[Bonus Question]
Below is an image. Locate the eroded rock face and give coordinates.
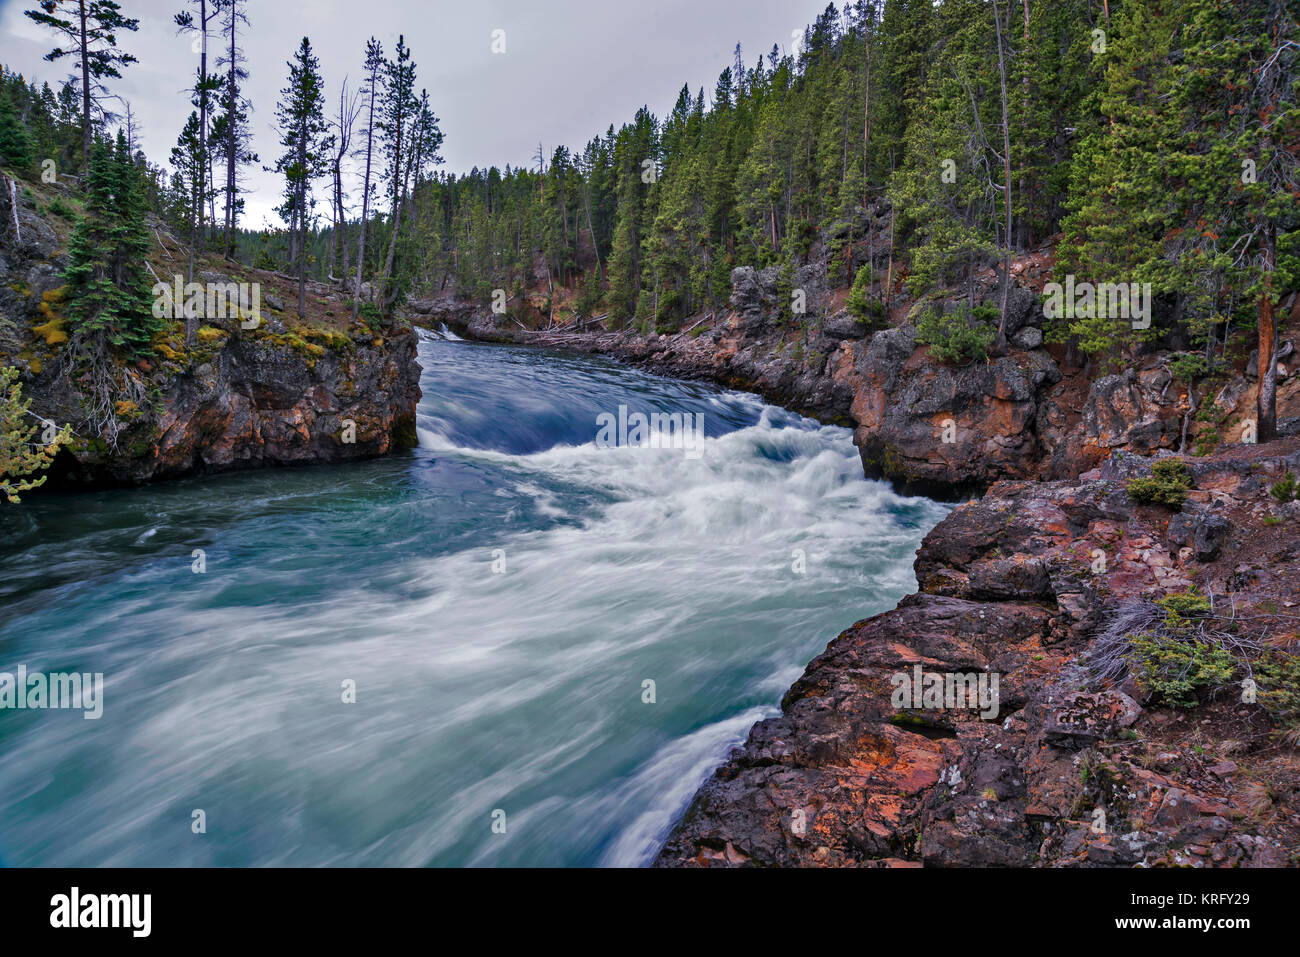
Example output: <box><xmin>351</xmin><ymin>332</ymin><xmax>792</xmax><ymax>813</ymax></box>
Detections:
<box><xmin>655</xmin><ymin>441</ymin><xmax>1300</xmax><ymax>868</ymax></box>
<box><xmin>35</xmin><ymin>325</ymin><xmax>422</xmax><ymax>487</ymax></box>
<box><xmin>0</xmin><ymin>174</ymin><xmax>61</xmax><ymax>261</ymax></box>
<box><xmin>417</xmin><ymin>262</ymin><xmax>1271</xmax><ymax>500</ymax></box>
<box><xmin>161</xmin><ymin>330</ymin><xmax>418</xmax><ymax>482</ymax></box>
<box><xmin>401</xmin><ymin>266</ymin><xmax>1300</xmax><ymax>869</ymax></box>
<box><xmin>849</xmin><ymin>325</ymin><xmax>1062</xmax><ymax>498</ymax></box>
<box><xmin>432</xmin><ymin>277</ymin><xmax>1193</xmax><ymax>501</ymax></box>
<box><xmin>1046</xmin><ymin>369</ymin><xmax>1183</xmax><ymax>478</ymax></box>
<box><xmin>3</xmin><ymin>184</ymin><xmax>423</xmax><ymax>488</ymax></box>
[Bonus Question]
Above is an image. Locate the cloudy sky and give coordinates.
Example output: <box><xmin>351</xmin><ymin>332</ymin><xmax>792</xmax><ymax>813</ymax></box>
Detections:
<box><xmin>0</xmin><ymin>0</ymin><xmax>836</xmax><ymax>227</ymax></box>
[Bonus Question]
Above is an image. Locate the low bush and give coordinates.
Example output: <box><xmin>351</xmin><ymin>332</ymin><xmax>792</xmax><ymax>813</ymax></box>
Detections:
<box><xmin>914</xmin><ymin>305</ymin><xmax>995</xmax><ymax>364</ymax></box>
<box><xmin>1128</xmin><ymin>588</ymin><xmax>1235</xmax><ymax>708</ymax></box>
<box><xmin>1254</xmin><ymin>649</ymin><xmax>1300</xmax><ymax>730</ymax></box>
<box><xmin>1127</xmin><ymin>457</ymin><xmax>1193</xmax><ymax>508</ymax></box>
<box><xmin>1270</xmin><ymin>471</ymin><xmax>1298</xmax><ymax>503</ymax></box>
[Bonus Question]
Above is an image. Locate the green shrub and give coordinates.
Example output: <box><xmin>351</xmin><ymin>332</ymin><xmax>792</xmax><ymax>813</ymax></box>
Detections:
<box><xmin>1253</xmin><ymin>650</ymin><xmax>1300</xmax><ymax>728</ymax></box>
<box><xmin>915</xmin><ymin>306</ymin><xmax>995</xmax><ymax>364</ymax></box>
<box><xmin>1169</xmin><ymin>351</ymin><xmax>1208</xmax><ymax>383</ymax></box>
<box><xmin>1126</xmin><ymin>586</ymin><xmax>1234</xmax><ymax>708</ymax></box>
<box><xmin>1129</xmin><ymin>634</ymin><xmax>1235</xmax><ymax>709</ymax></box>
<box><xmin>1155</xmin><ymin>585</ymin><xmax>1212</xmax><ymax>621</ymax></box>
<box><xmin>46</xmin><ymin>196</ymin><xmax>75</xmax><ymax>219</ymax></box>
<box><xmin>1154</xmin><ymin>457</ymin><xmax>1192</xmax><ymax>484</ymax></box>
<box><xmin>654</xmin><ymin>289</ymin><xmax>681</xmax><ymax>334</ymax></box>
<box><xmin>846</xmin><ymin>266</ymin><xmax>884</xmax><ymax>329</ymax></box>
<box><xmin>1270</xmin><ymin>471</ymin><xmax>1298</xmax><ymax>503</ymax></box>
<box><xmin>572</xmin><ymin>271</ymin><xmax>603</xmax><ymax>319</ymax></box>
<box><xmin>1127</xmin><ymin>457</ymin><xmax>1193</xmax><ymax>508</ymax></box>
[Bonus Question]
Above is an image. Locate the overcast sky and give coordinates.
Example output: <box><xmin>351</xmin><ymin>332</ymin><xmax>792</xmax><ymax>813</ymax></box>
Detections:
<box><xmin>0</xmin><ymin>0</ymin><xmax>836</xmax><ymax>227</ymax></box>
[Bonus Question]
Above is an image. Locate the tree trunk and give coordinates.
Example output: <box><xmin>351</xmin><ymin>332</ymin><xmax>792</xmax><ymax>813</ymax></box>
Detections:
<box><xmin>1258</xmin><ymin>219</ymin><xmax>1278</xmax><ymax>443</ymax></box>
<box><xmin>581</xmin><ymin>179</ymin><xmax>601</xmax><ymax>281</ymax></box>
<box><xmin>295</xmin><ymin>124</ymin><xmax>307</xmax><ymax>317</ymax></box>
<box><xmin>381</xmin><ymin>160</ymin><xmax>412</xmax><ymax>313</ymax></box>
<box><xmin>290</xmin><ymin>206</ymin><xmax>298</xmax><ymax>273</ymax></box>
<box><xmin>353</xmin><ymin>70</ymin><xmax>379</xmax><ymax>322</ymax></box>
<box><xmin>297</xmin><ymin>196</ymin><xmax>305</xmax><ymax>318</ymax></box>
<box><xmin>207</xmin><ymin>150</ymin><xmax>217</xmax><ymax>243</ymax></box>
<box><xmin>992</xmin><ymin>0</ymin><xmax>1015</xmax><ymax>348</ymax></box>
<box><xmin>339</xmin><ymin>174</ymin><xmax>350</xmax><ymax>284</ymax></box>
<box><xmin>1020</xmin><ymin>0</ymin><xmax>1032</xmax><ymax>248</ymax></box>
<box><xmin>224</xmin><ymin>8</ymin><xmax>237</xmax><ymax>258</ymax></box>
<box><xmin>329</xmin><ymin>167</ymin><xmax>340</xmax><ymax>281</ymax></box>
<box><xmin>378</xmin><ymin>104</ymin><xmax>406</xmax><ymax>311</ymax></box>
<box><xmin>884</xmin><ymin>205</ymin><xmax>894</xmax><ymax>308</ymax></box>
<box><xmin>862</xmin><ymin>10</ymin><xmax>872</xmax><ymax>185</ymax></box>
<box><xmin>79</xmin><ymin>0</ymin><xmax>90</xmax><ymax>170</ymax></box>
<box><xmin>197</xmin><ymin>0</ymin><xmax>208</xmax><ymax>244</ymax></box>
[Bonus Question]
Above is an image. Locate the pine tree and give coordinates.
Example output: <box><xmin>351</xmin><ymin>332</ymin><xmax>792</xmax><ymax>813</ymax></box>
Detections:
<box><xmin>214</xmin><ymin>0</ymin><xmax>255</xmax><ymax>258</ymax></box>
<box><xmin>890</xmin><ymin>0</ymin><xmax>1001</xmax><ymax>307</ymax></box>
<box><xmin>24</xmin><ymin>0</ymin><xmax>140</xmax><ymax>170</ymax></box>
<box><xmin>377</xmin><ymin>35</ymin><xmax>417</xmax><ymax>312</ymax></box>
<box><xmin>873</xmin><ymin>0</ymin><xmax>934</xmax><ymax>179</ymax></box>
<box><xmin>1054</xmin><ymin>0</ymin><xmax>1183</xmax><ymax>365</ymax></box>
<box><xmin>1009</xmin><ymin>1</ymin><xmax>1095</xmax><ymax>247</ymax></box>
<box><xmin>170</xmin><ymin>109</ymin><xmax>205</xmax><ymax>327</ymax></box>
<box><xmin>1169</xmin><ymin>0</ymin><xmax>1299</xmax><ymax>441</ymax></box>
<box><xmin>64</xmin><ymin>132</ymin><xmax>157</xmax><ymax>356</ymax></box>
<box><xmin>0</xmin><ymin>96</ymin><xmax>34</xmax><ymax>167</ymax></box>
<box><xmin>846</xmin><ymin>264</ymin><xmax>878</xmax><ymax>326</ymax></box>
<box><xmin>606</xmin><ymin>148</ymin><xmax>643</xmax><ymax>325</ymax></box>
<box><xmin>174</xmin><ymin>1</ymin><xmax>221</xmax><ymax>245</ymax></box>
<box><xmin>273</xmin><ymin>37</ymin><xmax>332</xmax><ymax>317</ymax></box>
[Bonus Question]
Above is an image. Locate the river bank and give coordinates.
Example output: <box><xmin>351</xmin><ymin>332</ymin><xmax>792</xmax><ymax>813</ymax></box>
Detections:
<box><xmin>412</xmin><ymin>282</ymin><xmax>1300</xmax><ymax>868</ymax></box>
<box><xmin>0</xmin><ymin>337</ymin><xmax>945</xmax><ymax>866</ymax></box>
<box><xmin>414</xmin><ymin>271</ymin><xmax>1300</xmax><ymax>502</ymax></box>
<box><xmin>1</xmin><ymin>174</ymin><xmax>421</xmax><ymax>491</ymax></box>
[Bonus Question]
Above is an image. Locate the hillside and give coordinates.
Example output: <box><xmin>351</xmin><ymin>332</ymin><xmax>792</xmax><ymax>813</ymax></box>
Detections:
<box><xmin>1</xmin><ymin>165</ymin><xmax>420</xmax><ymax>488</ymax></box>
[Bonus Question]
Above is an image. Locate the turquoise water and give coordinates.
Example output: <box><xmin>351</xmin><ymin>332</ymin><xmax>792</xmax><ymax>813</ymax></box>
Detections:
<box><xmin>0</xmin><ymin>334</ymin><xmax>948</xmax><ymax>866</ymax></box>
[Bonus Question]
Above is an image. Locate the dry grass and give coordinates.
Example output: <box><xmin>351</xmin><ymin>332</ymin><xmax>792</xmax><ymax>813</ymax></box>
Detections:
<box><xmin>1237</xmin><ymin>780</ymin><xmax>1274</xmax><ymax>819</ymax></box>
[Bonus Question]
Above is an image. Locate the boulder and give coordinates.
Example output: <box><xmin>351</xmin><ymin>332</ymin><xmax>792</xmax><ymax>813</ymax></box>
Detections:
<box><xmin>993</xmin><ymin>283</ymin><xmax>1042</xmax><ymax>336</ymax></box>
<box><xmin>729</xmin><ymin>266</ymin><xmax>772</xmax><ymax>332</ymax></box>
<box><xmin>1012</xmin><ymin>326</ymin><xmax>1044</xmax><ymax>350</ymax></box>
<box><xmin>794</xmin><ymin>262</ymin><xmax>829</xmax><ymax>319</ymax></box>
<box><xmin>821</xmin><ymin>314</ymin><xmax>869</xmax><ymax>340</ymax></box>
<box><xmin>1193</xmin><ymin>513</ymin><xmax>1231</xmax><ymax>562</ymax></box>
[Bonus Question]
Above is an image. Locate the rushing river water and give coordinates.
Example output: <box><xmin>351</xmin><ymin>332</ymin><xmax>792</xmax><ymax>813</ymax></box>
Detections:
<box><xmin>0</xmin><ymin>334</ymin><xmax>948</xmax><ymax>866</ymax></box>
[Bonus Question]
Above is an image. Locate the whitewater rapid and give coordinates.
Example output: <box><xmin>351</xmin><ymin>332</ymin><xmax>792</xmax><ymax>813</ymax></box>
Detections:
<box><xmin>0</xmin><ymin>338</ymin><xmax>948</xmax><ymax>866</ymax></box>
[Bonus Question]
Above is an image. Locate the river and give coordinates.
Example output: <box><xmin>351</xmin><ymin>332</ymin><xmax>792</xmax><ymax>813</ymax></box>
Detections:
<box><xmin>0</xmin><ymin>332</ymin><xmax>948</xmax><ymax>866</ymax></box>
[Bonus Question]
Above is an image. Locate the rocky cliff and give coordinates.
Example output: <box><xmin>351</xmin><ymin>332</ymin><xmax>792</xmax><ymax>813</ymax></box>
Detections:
<box><xmin>654</xmin><ymin>444</ymin><xmax>1300</xmax><ymax>867</ymax></box>
<box><xmin>412</xmin><ymin>248</ymin><xmax>1300</xmax><ymax>868</ymax></box>
<box><xmin>415</xmin><ymin>259</ymin><xmax>1300</xmax><ymax>501</ymax></box>
<box><xmin>1</xmin><ymin>173</ymin><xmax>421</xmax><ymax>489</ymax></box>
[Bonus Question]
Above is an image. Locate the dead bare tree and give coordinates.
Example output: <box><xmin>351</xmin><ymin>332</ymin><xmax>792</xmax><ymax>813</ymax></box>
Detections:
<box><xmin>329</xmin><ymin>78</ymin><xmax>361</xmax><ymax>287</ymax></box>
